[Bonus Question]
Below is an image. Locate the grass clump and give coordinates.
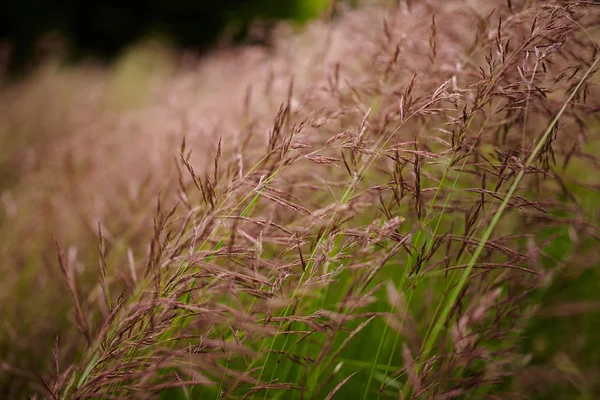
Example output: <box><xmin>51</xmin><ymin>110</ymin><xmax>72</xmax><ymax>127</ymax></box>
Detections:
<box><xmin>1</xmin><ymin>0</ymin><xmax>600</xmax><ymax>398</ymax></box>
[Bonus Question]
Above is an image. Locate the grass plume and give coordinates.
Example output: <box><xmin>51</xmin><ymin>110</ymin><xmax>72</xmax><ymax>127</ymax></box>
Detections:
<box><xmin>1</xmin><ymin>0</ymin><xmax>600</xmax><ymax>398</ymax></box>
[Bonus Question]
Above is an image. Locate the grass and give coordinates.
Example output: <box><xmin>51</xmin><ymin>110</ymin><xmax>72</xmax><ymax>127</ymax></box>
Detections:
<box><xmin>1</xmin><ymin>0</ymin><xmax>600</xmax><ymax>398</ymax></box>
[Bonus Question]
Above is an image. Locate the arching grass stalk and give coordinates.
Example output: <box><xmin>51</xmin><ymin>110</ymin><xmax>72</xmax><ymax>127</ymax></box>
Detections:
<box><xmin>255</xmin><ymin>96</ymin><xmax>448</xmax><ymax>398</ymax></box>
<box><xmin>365</xmin><ymin>131</ymin><xmax>469</xmax><ymax>399</ymax></box>
<box><xmin>251</xmin><ymin>118</ymin><xmax>376</xmax><ymax>399</ymax></box>
<box><xmin>374</xmin><ymin>102</ymin><xmax>501</xmax><ymax>398</ymax></box>
<box><xmin>263</xmin><ymin>84</ymin><xmax>463</xmax><ymax>398</ymax></box>
<box><xmin>416</xmin><ymin>54</ymin><xmax>600</xmax><ymax>393</ymax></box>
<box><xmin>364</xmin><ymin>14</ymin><xmax>566</xmax><ymax>393</ymax></box>
<box><xmin>130</xmin><ymin>141</ymin><xmax>339</xmax><ymax>397</ymax></box>
<box><xmin>302</xmin><ymin>121</ymin><xmax>432</xmax><ymax>398</ymax></box>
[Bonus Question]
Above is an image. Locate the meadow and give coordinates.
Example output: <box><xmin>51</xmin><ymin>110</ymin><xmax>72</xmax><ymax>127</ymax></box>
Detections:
<box><xmin>1</xmin><ymin>0</ymin><xmax>600</xmax><ymax>398</ymax></box>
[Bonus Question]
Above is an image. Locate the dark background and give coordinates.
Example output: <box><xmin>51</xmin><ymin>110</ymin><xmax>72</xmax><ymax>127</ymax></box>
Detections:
<box><xmin>0</xmin><ymin>0</ymin><xmax>327</xmax><ymax>73</ymax></box>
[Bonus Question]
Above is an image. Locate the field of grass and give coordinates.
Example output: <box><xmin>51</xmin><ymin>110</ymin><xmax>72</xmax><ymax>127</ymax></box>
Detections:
<box><xmin>1</xmin><ymin>0</ymin><xmax>600</xmax><ymax>398</ymax></box>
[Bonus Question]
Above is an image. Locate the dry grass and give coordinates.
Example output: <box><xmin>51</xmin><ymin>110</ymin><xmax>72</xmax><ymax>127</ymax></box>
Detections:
<box><xmin>1</xmin><ymin>0</ymin><xmax>600</xmax><ymax>398</ymax></box>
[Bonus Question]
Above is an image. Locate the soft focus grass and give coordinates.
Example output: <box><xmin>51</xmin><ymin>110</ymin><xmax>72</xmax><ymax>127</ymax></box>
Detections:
<box><xmin>1</xmin><ymin>1</ymin><xmax>600</xmax><ymax>399</ymax></box>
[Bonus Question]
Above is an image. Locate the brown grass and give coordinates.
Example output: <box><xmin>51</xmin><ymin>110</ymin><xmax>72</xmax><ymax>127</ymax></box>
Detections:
<box><xmin>1</xmin><ymin>0</ymin><xmax>600</xmax><ymax>398</ymax></box>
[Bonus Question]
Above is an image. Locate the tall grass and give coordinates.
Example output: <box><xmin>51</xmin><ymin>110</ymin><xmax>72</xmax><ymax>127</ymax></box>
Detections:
<box><xmin>1</xmin><ymin>0</ymin><xmax>600</xmax><ymax>398</ymax></box>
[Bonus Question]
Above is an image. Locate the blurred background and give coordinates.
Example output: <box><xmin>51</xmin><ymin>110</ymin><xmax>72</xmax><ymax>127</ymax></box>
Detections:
<box><xmin>0</xmin><ymin>2</ymin><xmax>336</xmax><ymax>395</ymax></box>
<box><xmin>0</xmin><ymin>0</ymin><xmax>333</xmax><ymax>76</ymax></box>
